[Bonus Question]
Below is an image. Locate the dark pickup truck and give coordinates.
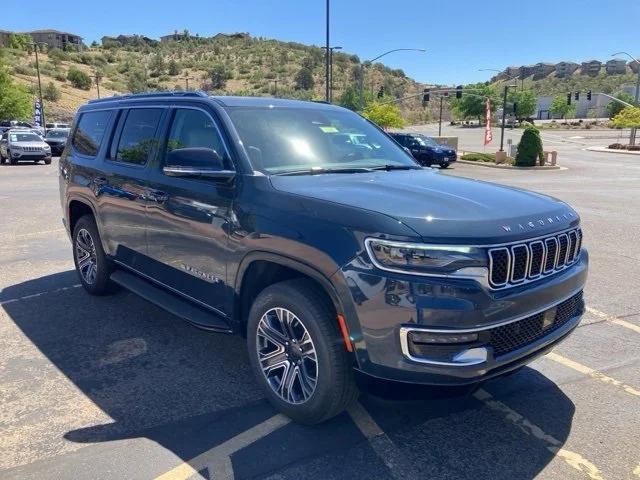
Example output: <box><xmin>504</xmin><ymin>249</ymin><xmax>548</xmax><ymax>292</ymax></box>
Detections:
<box><xmin>59</xmin><ymin>92</ymin><xmax>588</xmax><ymax>424</ymax></box>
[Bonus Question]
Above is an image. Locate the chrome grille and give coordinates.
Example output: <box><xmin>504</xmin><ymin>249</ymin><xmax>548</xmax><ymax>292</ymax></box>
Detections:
<box><xmin>488</xmin><ymin>228</ymin><xmax>582</xmax><ymax>289</ymax></box>
<box><xmin>22</xmin><ymin>146</ymin><xmax>42</xmax><ymax>152</ymax></box>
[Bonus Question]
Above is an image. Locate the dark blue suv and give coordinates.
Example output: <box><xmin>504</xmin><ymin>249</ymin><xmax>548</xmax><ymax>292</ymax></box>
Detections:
<box><xmin>389</xmin><ymin>132</ymin><xmax>457</xmax><ymax>168</ymax></box>
<box><xmin>59</xmin><ymin>92</ymin><xmax>588</xmax><ymax>424</ymax></box>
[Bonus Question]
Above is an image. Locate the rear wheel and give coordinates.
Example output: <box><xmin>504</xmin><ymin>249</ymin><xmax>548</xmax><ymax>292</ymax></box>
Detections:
<box><xmin>247</xmin><ymin>279</ymin><xmax>358</xmax><ymax>424</ymax></box>
<box><xmin>72</xmin><ymin>215</ymin><xmax>113</xmax><ymax>295</ymax></box>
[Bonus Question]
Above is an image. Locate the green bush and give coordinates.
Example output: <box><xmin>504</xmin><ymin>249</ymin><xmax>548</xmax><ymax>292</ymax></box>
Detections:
<box><xmin>515</xmin><ymin>126</ymin><xmax>544</xmax><ymax>167</ymax></box>
<box><xmin>43</xmin><ymin>81</ymin><xmax>60</xmax><ymax>101</ymax></box>
<box><xmin>461</xmin><ymin>152</ymin><xmax>494</xmax><ymax>162</ymax></box>
<box><xmin>67</xmin><ymin>67</ymin><xmax>92</xmax><ymax>90</ymax></box>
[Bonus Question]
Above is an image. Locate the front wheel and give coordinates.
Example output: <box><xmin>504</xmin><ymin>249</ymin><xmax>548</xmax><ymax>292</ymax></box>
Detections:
<box><xmin>440</xmin><ymin>162</ymin><xmax>450</xmax><ymax>169</ymax></box>
<box><xmin>247</xmin><ymin>279</ymin><xmax>358</xmax><ymax>424</ymax></box>
<box><xmin>44</xmin><ymin>158</ymin><xmax>52</xmax><ymax>165</ymax></box>
<box><xmin>72</xmin><ymin>215</ymin><xmax>114</xmax><ymax>295</ymax></box>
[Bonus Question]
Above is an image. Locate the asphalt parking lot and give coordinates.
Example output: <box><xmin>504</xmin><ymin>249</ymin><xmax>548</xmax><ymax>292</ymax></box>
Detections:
<box><xmin>1</xmin><ymin>129</ymin><xmax>639</xmax><ymax>480</ymax></box>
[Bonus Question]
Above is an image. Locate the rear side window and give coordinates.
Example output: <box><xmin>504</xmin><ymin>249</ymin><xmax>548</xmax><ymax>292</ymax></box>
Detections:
<box><xmin>72</xmin><ymin>111</ymin><xmax>112</xmax><ymax>157</ymax></box>
<box><xmin>114</xmin><ymin>108</ymin><xmax>163</xmax><ymax>165</ymax></box>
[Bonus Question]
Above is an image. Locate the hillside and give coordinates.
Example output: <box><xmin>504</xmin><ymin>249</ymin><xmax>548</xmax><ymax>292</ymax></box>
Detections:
<box><xmin>1</xmin><ymin>34</ymin><xmax>434</xmax><ymax>123</ymax></box>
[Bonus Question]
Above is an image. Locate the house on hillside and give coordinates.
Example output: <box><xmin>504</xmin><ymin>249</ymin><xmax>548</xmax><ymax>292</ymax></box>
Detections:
<box><xmin>101</xmin><ymin>34</ymin><xmax>157</xmax><ymax>47</ymax></box>
<box><xmin>533</xmin><ymin>62</ymin><xmax>555</xmax><ymax>80</ymax></box>
<box><xmin>28</xmin><ymin>29</ymin><xmax>82</xmax><ymax>50</ymax></box>
<box><xmin>211</xmin><ymin>32</ymin><xmax>250</xmax><ymax>40</ymax></box>
<box><xmin>161</xmin><ymin>30</ymin><xmax>191</xmax><ymax>42</ymax></box>
<box><xmin>555</xmin><ymin>61</ymin><xmax>579</xmax><ymax>78</ymax></box>
<box><xmin>605</xmin><ymin>59</ymin><xmax>627</xmax><ymax>75</ymax></box>
<box><xmin>580</xmin><ymin>60</ymin><xmax>602</xmax><ymax>76</ymax></box>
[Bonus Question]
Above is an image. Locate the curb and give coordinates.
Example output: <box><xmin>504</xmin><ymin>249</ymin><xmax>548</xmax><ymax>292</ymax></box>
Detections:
<box><xmin>585</xmin><ymin>146</ymin><xmax>640</xmax><ymax>156</ymax></box>
<box><xmin>456</xmin><ymin>159</ymin><xmax>565</xmax><ymax>170</ymax></box>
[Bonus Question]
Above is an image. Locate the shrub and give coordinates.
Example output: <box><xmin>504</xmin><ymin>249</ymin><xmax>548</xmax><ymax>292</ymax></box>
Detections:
<box><xmin>515</xmin><ymin>126</ymin><xmax>544</xmax><ymax>167</ymax></box>
<box><xmin>629</xmin><ymin>145</ymin><xmax>640</xmax><ymax>151</ymax></box>
<box><xmin>67</xmin><ymin>67</ymin><xmax>92</xmax><ymax>90</ymax></box>
<box><xmin>54</xmin><ymin>70</ymin><xmax>67</xmax><ymax>82</ymax></box>
<box><xmin>14</xmin><ymin>64</ymin><xmax>37</xmax><ymax>76</ymax></box>
<box><xmin>209</xmin><ymin>64</ymin><xmax>231</xmax><ymax>89</ymax></box>
<box><xmin>43</xmin><ymin>81</ymin><xmax>60</xmax><ymax>101</ymax></box>
<box><xmin>608</xmin><ymin>143</ymin><xmax>625</xmax><ymax>150</ymax></box>
<box><xmin>294</xmin><ymin>66</ymin><xmax>314</xmax><ymax>90</ymax></box>
<box><xmin>461</xmin><ymin>152</ymin><xmax>494</xmax><ymax>162</ymax></box>
<box><xmin>48</xmin><ymin>48</ymin><xmax>70</xmax><ymax>63</ymax></box>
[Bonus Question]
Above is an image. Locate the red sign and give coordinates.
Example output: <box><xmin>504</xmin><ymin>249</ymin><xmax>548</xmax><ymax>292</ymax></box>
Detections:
<box><xmin>484</xmin><ymin>98</ymin><xmax>492</xmax><ymax>145</ymax></box>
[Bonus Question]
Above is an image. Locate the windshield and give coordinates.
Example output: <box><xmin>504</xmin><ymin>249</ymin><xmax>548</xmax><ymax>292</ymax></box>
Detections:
<box><xmin>46</xmin><ymin>130</ymin><xmax>68</xmax><ymax>138</ymax></box>
<box><xmin>415</xmin><ymin>135</ymin><xmax>438</xmax><ymax>147</ymax></box>
<box><xmin>9</xmin><ymin>133</ymin><xmax>41</xmax><ymax>142</ymax></box>
<box><xmin>227</xmin><ymin>106</ymin><xmax>418</xmax><ymax>174</ymax></box>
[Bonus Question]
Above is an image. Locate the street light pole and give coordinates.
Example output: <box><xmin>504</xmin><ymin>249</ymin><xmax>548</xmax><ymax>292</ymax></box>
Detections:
<box><xmin>438</xmin><ymin>95</ymin><xmax>444</xmax><ymax>136</ymax></box>
<box><xmin>499</xmin><ymin>84</ymin><xmax>517</xmax><ymax>152</ymax></box>
<box><xmin>323</xmin><ymin>46</ymin><xmax>342</xmax><ymax>103</ymax></box>
<box><xmin>325</xmin><ymin>0</ymin><xmax>330</xmax><ymax>102</ymax></box>
<box><xmin>358</xmin><ymin>48</ymin><xmax>426</xmax><ymax>109</ymax></box>
<box><xmin>612</xmin><ymin>52</ymin><xmax>640</xmax><ymax>145</ymax></box>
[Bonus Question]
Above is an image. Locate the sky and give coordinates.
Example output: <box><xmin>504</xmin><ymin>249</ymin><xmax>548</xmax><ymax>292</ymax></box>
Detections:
<box><xmin>2</xmin><ymin>0</ymin><xmax>639</xmax><ymax>85</ymax></box>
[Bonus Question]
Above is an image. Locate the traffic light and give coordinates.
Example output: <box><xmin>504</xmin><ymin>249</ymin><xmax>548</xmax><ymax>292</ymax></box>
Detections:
<box><xmin>587</xmin><ymin>90</ymin><xmax>592</xmax><ymax>101</ymax></box>
<box><xmin>422</xmin><ymin>88</ymin><xmax>430</xmax><ymax>106</ymax></box>
<box><xmin>575</xmin><ymin>91</ymin><xmax>580</xmax><ymax>101</ymax></box>
<box><xmin>567</xmin><ymin>93</ymin><xmax>572</xmax><ymax>105</ymax></box>
<box><xmin>443</xmin><ymin>91</ymin><xmax>449</xmax><ymax>97</ymax></box>
<box><xmin>377</xmin><ymin>86</ymin><xmax>384</xmax><ymax>99</ymax></box>
<box><xmin>456</xmin><ymin>85</ymin><xmax>463</xmax><ymax>99</ymax></box>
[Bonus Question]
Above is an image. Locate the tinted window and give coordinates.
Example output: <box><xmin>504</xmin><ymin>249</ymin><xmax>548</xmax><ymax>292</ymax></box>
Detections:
<box><xmin>115</xmin><ymin>109</ymin><xmax>163</xmax><ymax>165</ymax></box>
<box><xmin>72</xmin><ymin>111</ymin><xmax>112</xmax><ymax>157</ymax></box>
<box><xmin>10</xmin><ymin>133</ymin><xmax>42</xmax><ymax>142</ymax></box>
<box><xmin>164</xmin><ymin>109</ymin><xmax>229</xmax><ymax>167</ymax></box>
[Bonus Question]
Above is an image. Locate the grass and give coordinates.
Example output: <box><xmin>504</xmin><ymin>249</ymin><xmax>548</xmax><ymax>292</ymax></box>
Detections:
<box><xmin>460</xmin><ymin>152</ymin><xmax>516</xmax><ymax>165</ymax></box>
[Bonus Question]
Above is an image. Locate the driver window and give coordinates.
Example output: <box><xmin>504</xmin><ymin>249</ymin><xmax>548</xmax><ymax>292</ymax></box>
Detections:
<box><xmin>165</xmin><ymin>109</ymin><xmax>231</xmax><ymax>169</ymax></box>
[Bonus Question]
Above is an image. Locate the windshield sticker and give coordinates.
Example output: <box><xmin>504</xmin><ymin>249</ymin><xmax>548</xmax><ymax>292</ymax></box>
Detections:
<box><xmin>319</xmin><ymin>126</ymin><xmax>339</xmax><ymax>133</ymax></box>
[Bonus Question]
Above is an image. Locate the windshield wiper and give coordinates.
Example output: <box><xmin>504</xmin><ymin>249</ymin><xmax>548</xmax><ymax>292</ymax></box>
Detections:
<box><xmin>274</xmin><ymin>167</ymin><xmax>374</xmax><ymax>176</ymax></box>
<box><xmin>369</xmin><ymin>164</ymin><xmax>421</xmax><ymax>171</ymax></box>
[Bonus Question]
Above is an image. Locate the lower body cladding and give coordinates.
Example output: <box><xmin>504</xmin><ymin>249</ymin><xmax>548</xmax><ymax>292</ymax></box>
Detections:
<box><xmin>338</xmin><ymin>250</ymin><xmax>588</xmax><ymax>386</ymax></box>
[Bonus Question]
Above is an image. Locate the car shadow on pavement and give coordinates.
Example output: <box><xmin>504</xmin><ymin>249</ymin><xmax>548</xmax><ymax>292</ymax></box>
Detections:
<box><xmin>2</xmin><ymin>271</ymin><xmax>577</xmax><ymax>480</ymax></box>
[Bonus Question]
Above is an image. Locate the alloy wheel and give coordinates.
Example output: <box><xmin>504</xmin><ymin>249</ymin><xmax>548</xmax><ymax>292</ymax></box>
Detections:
<box><xmin>256</xmin><ymin>307</ymin><xmax>318</xmax><ymax>404</ymax></box>
<box><xmin>75</xmin><ymin>228</ymin><xmax>98</xmax><ymax>285</ymax></box>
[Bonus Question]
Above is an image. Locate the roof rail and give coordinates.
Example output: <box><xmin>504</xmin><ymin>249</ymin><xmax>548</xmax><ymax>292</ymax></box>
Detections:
<box><xmin>87</xmin><ymin>90</ymin><xmax>208</xmax><ymax>104</ymax></box>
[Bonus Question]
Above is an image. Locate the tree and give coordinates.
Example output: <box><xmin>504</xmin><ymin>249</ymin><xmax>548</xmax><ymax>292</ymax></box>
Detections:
<box><xmin>43</xmin><ymin>81</ymin><xmax>60</xmax><ymax>101</ymax></box>
<box><xmin>294</xmin><ymin>66</ymin><xmax>314</xmax><ymax>90</ymax></box>
<box><xmin>209</xmin><ymin>64</ymin><xmax>230</xmax><ymax>89</ymax></box>
<box><xmin>362</xmin><ymin>101</ymin><xmax>405</xmax><ymax>129</ymax></box>
<box><xmin>611</xmin><ymin>107</ymin><xmax>640</xmax><ymax>128</ymax></box>
<box><xmin>508</xmin><ymin>89</ymin><xmax>537</xmax><ymax>120</ymax></box>
<box><xmin>338</xmin><ymin>85</ymin><xmax>360</xmax><ymax>111</ymax></box>
<box><xmin>606</xmin><ymin>92</ymin><xmax>636</xmax><ymax>118</ymax></box>
<box><xmin>8</xmin><ymin>33</ymin><xmax>33</xmax><ymax>50</ymax></box>
<box><xmin>515</xmin><ymin>126</ymin><xmax>544</xmax><ymax>167</ymax></box>
<box><xmin>0</xmin><ymin>58</ymin><xmax>31</xmax><ymax>119</ymax></box>
<box><xmin>451</xmin><ymin>83</ymin><xmax>498</xmax><ymax>123</ymax></box>
<box><xmin>66</xmin><ymin>67</ymin><xmax>92</xmax><ymax>90</ymax></box>
<box><xmin>149</xmin><ymin>52</ymin><xmax>165</xmax><ymax>77</ymax></box>
<box><xmin>549</xmin><ymin>95</ymin><xmax>576</xmax><ymax>120</ymax></box>
<box><xmin>167</xmin><ymin>59</ymin><xmax>180</xmax><ymax>76</ymax></box>
<box><xmin>127</xmin><ymin>69</ymin><xmax>147</xmax><ymax>93</ymax></box>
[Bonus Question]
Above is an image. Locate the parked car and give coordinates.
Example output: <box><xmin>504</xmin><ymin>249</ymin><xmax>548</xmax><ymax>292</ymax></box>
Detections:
<box><xmin>0</xmin><ymin>129</ymin><xmax>52</xmax><ymax>165</ymax></box>
<box><xmin>44</xmin><ymin>128</ymin><xmax>70</xmax><ymax>155</ymax></box>
<box><xmin>46</xmin><ymin>122</ymin><xmax>71</xmax><ymax>130</ymax></box>
<box><xmin>389</xmin><ymin>132</ymin><xmax>457</xmax><ymax>168</ymax></box>
<box><xmin>59</xmin><ymin>92</ymin><xmax>588</xmax><ymax>424</ymax></box>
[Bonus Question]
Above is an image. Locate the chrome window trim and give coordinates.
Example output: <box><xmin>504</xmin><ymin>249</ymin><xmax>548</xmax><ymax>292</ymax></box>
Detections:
<box><xmin>488</xmin><ymin>247</ymin><xmax>510</xmax><ymax>287</ymax></box>
<box><xmin>510</xmin><ymin>244</ymin><xmax>529</xmax><ymax>283</ymax></box>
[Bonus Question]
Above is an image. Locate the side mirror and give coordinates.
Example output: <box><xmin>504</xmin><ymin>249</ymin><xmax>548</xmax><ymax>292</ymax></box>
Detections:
<box><xmin>163</xmin><ymin>147</ymin><xmax>234</xmax><ymax>180</ymax></box>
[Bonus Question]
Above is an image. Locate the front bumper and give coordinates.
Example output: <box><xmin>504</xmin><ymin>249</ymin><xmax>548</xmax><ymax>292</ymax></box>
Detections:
<box><xmin>10</xmin><ymin>151</ymin><xmax>51</xmax><ymax>160</ymax></box>
<box><xmin>337</xmin><ymin>249</ymin><xmax>588</xmax><ymax>386</ymax></box>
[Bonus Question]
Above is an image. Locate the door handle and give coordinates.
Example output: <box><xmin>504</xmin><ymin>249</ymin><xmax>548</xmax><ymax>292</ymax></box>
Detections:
<box><xmin>144</xmin><ymin>189</ymin><xmax>169</xmax><ymax>203</ymax></box>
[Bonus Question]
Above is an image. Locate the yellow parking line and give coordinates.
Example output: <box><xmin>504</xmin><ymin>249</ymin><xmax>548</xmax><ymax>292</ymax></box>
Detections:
<box><xmin>473</xmin><ymin>388</ymin><xmax>605</xmax><ymax>480</ymax></box>
<box><xmin>546</xmin><ymin>352</ymin><xmax>640</xmax><ymax>397</ymax></box>
<box><xmin>154</xmin><ymin>414</ymin><xmax>290</xmax><ymax>480</ymax></box>
<box><xmin>586</xmin><ymin>307</ymin><xmax>640</xmax><ymax>335</ymax></box>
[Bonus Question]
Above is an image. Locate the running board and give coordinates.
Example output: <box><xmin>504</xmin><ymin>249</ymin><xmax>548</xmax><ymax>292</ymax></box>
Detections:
<box><xmin>110</xmin><ymin>269</ymin><xmax>233</xmax><ymax>333</ymax></box>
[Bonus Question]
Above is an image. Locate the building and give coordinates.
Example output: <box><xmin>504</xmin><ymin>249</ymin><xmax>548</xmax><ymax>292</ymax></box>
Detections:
<box><xmin>535</xmin><ymin>93</ymin><xmax>611</xmax><ymax>120</ymax></box>
<box><xmin>533</xmin><ymin>62</ymin><xmax>555</xmax><ymax>80</ymax></box>
<box><xmin>160</xmin><ymin>30</ymin><xmax>190</xmax><ymax>42</ymax></box>
<box><xmin>606</xmin><ymin>59</ymin><xmax>627</xmax><ymax>75</ymax></box>
<box><xmin>28</xmin><ymin>29</ymin><xmax>83</xmax><ymax>50</ymax></box>
<box><xmin>580</xmin><ymin>60</ymin><xmax>602</xmax><ymax>76</ymax></box>
<box><xmin>555</xmin><ymin>61</ymin><xmax>579</xmax><ymax>78</ymax></box>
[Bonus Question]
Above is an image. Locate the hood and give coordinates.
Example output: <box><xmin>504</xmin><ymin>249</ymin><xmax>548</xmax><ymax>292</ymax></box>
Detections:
<box><xmin>14</xmin><ymin>141</ymin><xmax>48</xmax><ymax>148</ymax></box>
<box><xmin>270</xmin><ymin>169</ymin><xmax>578</xmax><ymax>243</ymax></box>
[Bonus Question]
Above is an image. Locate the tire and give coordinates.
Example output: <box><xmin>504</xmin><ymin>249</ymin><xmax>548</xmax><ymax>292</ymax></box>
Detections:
<box><xmin>440</xmin><ymin>162</ymin><xmax>450</xmax><ymax>169</ymax></box>
<box><xmin>9</xmin><ymin>152</ymin><xmax>17</xmax><ymax>165</ymax></box>
<box><xmin>44</xmin><ymin>158</ymin><xmax>52</xmax><ymax>165</ymax></box>
<box><xmin>72</xmin><ymin>215</ymin><xmax>114</xmax><ymax>295</ymax></box>
<box><xmin>247</xmin><ymin>279</ymin><xmax>358</xmax><ymax>424</ymax></box>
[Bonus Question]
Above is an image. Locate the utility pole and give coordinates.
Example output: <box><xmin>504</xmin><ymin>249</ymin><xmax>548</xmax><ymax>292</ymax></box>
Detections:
<box><xmin>183</xmin><ymin>71</ymin><xmax>194</xmax><ymax>90</ymax></box>
<box><xmin>325</xmin><ymin>0</ymin><xmax>330</xmax><ymax>102</ymax></box>
<box><xmin>438</xmin><ymin>95</ymin><xmax>444</xmax><ymax>136</ymax></box>
<box><xmin>94</xmin><ymin>72</ymin><xmax>102</xmax><ymax>98</ymax></box>
<box><xmin>272</xmin><ymin>79</ymin><xmax>278</xmax><ymax>97</ymax></box>
<box><xmin>611</xmin><ymin>52</ymin><xmax>639</xmax><ymax>145</ymax></box>
<box><xmin>31</xmin><ymin>43</ymin><xmax>46</xmax><ymax>128</ymax></box>
<box><xmin>499</xmin><ymin>84</ymin><xmax>517</xmax><ymax>152</ymax></box>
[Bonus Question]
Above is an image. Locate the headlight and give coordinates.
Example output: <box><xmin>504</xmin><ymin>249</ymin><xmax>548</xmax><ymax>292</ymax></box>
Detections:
<box><xmin>44</xmin><ymin>144</ymin><xmax>51</xmax><ymax>150</ymax></box>
<box><xmin>365</xmin><ymin>238</ymin><xmax>486</xmax><ymax>276</ymax></box>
